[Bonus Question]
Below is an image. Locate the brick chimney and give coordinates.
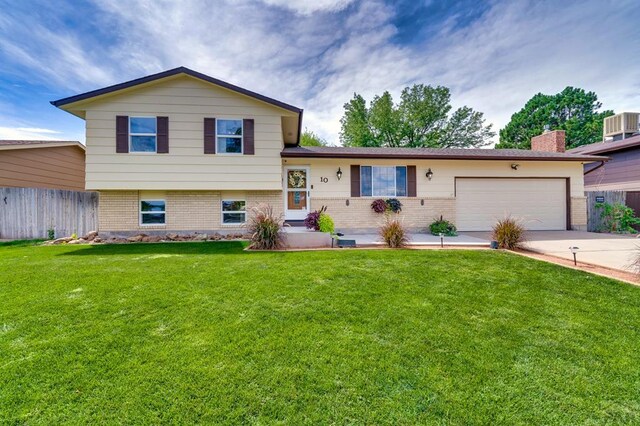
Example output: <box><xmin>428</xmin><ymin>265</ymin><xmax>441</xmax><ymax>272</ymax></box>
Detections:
<box><xmin>531</xmin><ymin>129</ymin><xmax>566</xmax><ymax>153</ymax></box>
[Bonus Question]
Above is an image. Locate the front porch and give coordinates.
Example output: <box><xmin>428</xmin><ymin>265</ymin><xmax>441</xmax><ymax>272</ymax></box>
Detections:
<box><xmin>282</xmin><ymin>227</ymin><xmax>490</xmax><ymax>248</ymax></box>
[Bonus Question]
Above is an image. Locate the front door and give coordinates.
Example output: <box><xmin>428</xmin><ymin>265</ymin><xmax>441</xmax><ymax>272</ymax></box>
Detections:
<box><xmin>284</xmin><ymin>166</ymin><xmax>310</xmax><ymax>220</ymax></box>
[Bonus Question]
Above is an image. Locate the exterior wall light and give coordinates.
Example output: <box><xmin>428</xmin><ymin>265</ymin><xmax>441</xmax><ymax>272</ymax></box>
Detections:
<box><xmin>511</xmin><ymin>163</ymin><xmax>519</xmax><ymax>170</ymax></box>
<box><xmin>426</xmin><ymin>168</ymin><xmax>433</xmax><ymax>181</ymax></box>
<box><xmin>336</xmin><ymin>167</ymin><xmax>342</xmax><ymax>181</ymax></box>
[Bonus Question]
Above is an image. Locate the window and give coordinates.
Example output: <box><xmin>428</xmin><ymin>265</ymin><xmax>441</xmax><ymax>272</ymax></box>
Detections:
<box><xmin>222</xmin><ymin>200</ymin><xmax>246</xmax><ymax>224</ymax></box>
<box><xmin>130</xmin><ymin>117</ymin><xmax>157</xmax><ymax>152</ymax></box>
<box><xmin>216</xmin><ymin>119</ymin><xmax>243</xmax><ymax>154</ymax></box>
<box><xmin>140</xmin><ymin>200</ymin><xmax>166</xmax><ymax>225</ymax></box>
<box><xmin>360</xmin><ymin>166</ymin><xmax>407</xmax><ymax>197</ymax></box>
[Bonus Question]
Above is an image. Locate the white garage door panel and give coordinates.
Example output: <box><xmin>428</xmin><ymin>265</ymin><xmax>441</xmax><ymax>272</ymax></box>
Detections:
<box><xmin>456</xmin><ymin>178</ymin><xmax>566</xmax><ymax>231</ymax></box>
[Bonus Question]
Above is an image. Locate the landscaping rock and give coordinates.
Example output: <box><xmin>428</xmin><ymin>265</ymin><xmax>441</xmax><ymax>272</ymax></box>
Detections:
<box><xmin>166</xmin><ymin>233</ymin><xmax>179</xmax><ymax>241</ymax></box>
<box><xmin>83</xmin><ymin>231</ymin><xmax>99</xmax><ymax>241</ymax></box>
<box><xmin>147</xmin><ymin>235</ymin><xmax>163</xmax><ymax>243</ymax></box>
<box><xmin>52</xmin><ymin>237</ymin><xmax>73</xmax><ymax>244</ymax></box>
<box><xmin>67</xmin><ymin>239</ymin><xmax>83</xmax><ymax>244</ymax></box>
<box><xmin>127</xmin><ymin>234</ymin><xmax>147</xmax><ymax>243</ymax></box>
<box><xmin>194</xmin><ymin>233</ymin><xmax>208</xmax><ymax>241</ymax></box>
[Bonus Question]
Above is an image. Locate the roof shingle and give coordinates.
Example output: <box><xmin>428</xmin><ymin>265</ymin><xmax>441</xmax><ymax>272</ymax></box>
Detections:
<box><xmin>281</xmin><ymin>146</ymin><xmax>606</xmax><ymax>162</ymax></box>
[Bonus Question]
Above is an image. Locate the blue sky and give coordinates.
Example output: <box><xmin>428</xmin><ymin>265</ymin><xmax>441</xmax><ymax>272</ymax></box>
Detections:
<box><xmin>1</xmin><ymin>0</ymin><xmax>639</xmax><ymax>144</ymax></box>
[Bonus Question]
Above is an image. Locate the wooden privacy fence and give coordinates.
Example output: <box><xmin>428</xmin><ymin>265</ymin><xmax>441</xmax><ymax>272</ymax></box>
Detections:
<box><xmin>586</xmin><ymin>190</ymin><xmax>625</xmax><ymax>232</ymax></box>
<box><xmin>0</xmin><ymin>187</ymin><xmax>98</xmax><ymax>239</ymax></box>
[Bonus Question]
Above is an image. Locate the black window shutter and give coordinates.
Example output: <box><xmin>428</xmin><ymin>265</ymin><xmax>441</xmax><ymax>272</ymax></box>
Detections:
<box><xmin>156</xmin><ymin>117</ymin><xmax>169</xmax><ymax>153</ymax></box>
<box><xmin>116</xmin><ymin>115</ymin><xmax>129</xmax><ymax>153</ymax></box>
<box><xmin>407</xmin><ymin>165</ymin><xmax>417</xmax><ymax>197</ymax></box>
<box><xmin>350</xmin><ymin>165</ymin><xmax>360</xmax><ymax>197</ymax></box>
<box><xmin>204</xmin><ymin>118</ymin><xmax>216</xmax><ymax>154</ymax></box>
<box><xmin>243</xmin><ymin>119</ymin><xmax>254</xmax><ymax>155</ymax></box>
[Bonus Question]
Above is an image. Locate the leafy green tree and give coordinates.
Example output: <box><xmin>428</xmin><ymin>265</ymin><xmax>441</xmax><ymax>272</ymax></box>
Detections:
<box><xmin>339</xmin><ymin>85</ymin><xmax>494</xmax><ymax>148</ymax></box>
<box><xmin>496</xmin><ymin>87</ymin><xmax>614</xmax><ymax>150</ymax></box>
<box><xmin>300</xmin><ymin>129</ymin><xmax>328</xmax><ymax>146</ymax></box>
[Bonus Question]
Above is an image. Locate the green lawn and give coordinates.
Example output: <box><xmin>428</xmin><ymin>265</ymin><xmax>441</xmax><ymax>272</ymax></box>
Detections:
<box><xmin>1</xmin><ymin>242</ymin><xmax>640</xmax><ymax>424</ymax></box>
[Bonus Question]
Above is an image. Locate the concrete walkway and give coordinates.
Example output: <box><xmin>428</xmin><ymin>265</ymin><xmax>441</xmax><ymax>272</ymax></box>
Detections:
<box><xmin>519</xmin><ymin>231</ymin><xmax>639</xmax><ymax>272</ymax></box>
<box><xmin>340</xmin><ymin>232</ymin><xmax>490</xmax><ymax>247</ymax></box>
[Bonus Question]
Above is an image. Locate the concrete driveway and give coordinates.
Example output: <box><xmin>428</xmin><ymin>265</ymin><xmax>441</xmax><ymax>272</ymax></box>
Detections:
<box><xmin>521</xmin><ymin>231</ymin><xmax>639</xmax><ymax>272</ymax></box>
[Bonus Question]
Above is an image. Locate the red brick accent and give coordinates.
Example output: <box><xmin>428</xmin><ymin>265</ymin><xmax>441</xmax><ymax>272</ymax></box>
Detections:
<box><xmin>531</xmin><ymin>130</ymin><xmax>566</xmax><ymax>153</ymax></box>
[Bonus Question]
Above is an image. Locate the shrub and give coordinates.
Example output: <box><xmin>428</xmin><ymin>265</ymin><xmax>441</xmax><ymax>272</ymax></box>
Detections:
<box><xmin>371</xmin><ymin>199</ymin><xmax>387</xmax><ymax>214</ymax></box>
<box><xmin>318</xmin><ymin>213</ymin><xmax>335</xmax><ymax>234</ymax></box>
<box><xmin>385</xmin><ymin>198</ymin><xmax>403</xmax><ymax>213</ymax></box>
<box><xmin>304</xmin><ymin>206</ymin><xmax>327</xmax><ymax>231</ymax></box>
<box><xmin>595</xmin><ymin>202</ymin><xmax>640</xmax><ymax>234</ymax></box>
<box><xmin>245</xmin><ymin>203</ymin><xmax>285</xmax><ymax>250</ymax></box>
<box><xmin>379</xmin><ymin>217</ymin><xmax>409</xmax><ymax>248</ymax></box>
<box><xmin>429</xmin><ymin>216</ymin><xmax>457</xmax><ymax>236</ymax></box>
<box><xmin>492</xmin><ymin>216</ymin><xmax>526</xmax><ymax>249</ymax></box>
<box><xmin>47</xmin><ymin>229</ymin><xmax>55</xmax><ymax>240</ymax></box>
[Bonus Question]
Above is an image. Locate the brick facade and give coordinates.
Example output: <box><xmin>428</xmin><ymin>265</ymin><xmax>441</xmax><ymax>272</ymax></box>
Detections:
<box><xmin>571</xmin><ymin>196</ymin><xmax>588</xmax><ymax>230</ymax></box>
<box><xmin>310</xmin><ymin>197</ymin><xmax>456</xmax><ymax>231</ymax></box>
<box><xmin>98</xmin><ymin>190</ymin><xmax>282</xmax><ymax>234</ymax></box>
<box><xmin>531</xmin><ymin>130</ymin><xmax>566</xmax><ymax>153</ymax></box>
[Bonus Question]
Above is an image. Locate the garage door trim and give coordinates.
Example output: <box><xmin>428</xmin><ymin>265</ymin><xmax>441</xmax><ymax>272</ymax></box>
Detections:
<box><xmin>454</xmin><ymin>177</ymin><xmax>571</xmax><ymax>230</ymax></box>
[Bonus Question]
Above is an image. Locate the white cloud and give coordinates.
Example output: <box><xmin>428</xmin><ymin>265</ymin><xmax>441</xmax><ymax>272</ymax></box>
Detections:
<box><xmin>260</xmin><ymin>0</ymin><xmax>355</xmax><ymax>15</ymax></box>
<box><xmin>0</xmin><ymin>126</ymin><xmax>61</xmax><ymax>140</ymax></box>
<box><xmin>1</xmin><ymin>0</ymin><xmax>639</xmax><ymax>146</ymax></box>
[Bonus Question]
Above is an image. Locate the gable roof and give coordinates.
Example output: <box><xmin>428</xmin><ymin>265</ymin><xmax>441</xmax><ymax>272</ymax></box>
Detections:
<box><xmin>281</xmin><ymin>146</ymin><xmax>607</xmax><ymax>162</ymax></box>
<box><xmin>0</xmin><ymin>140</ymin><xmax>85</xmax><ymax>151</ymax></box>
<box><xmin>50</xmin><ymin>66</ymin><xmax>303</xmax><ymax>114</ymax></box>
<box><xmin>567</xmin><ymin>134</ymin><xmax>640</xmax><ymax>155</ymax></box>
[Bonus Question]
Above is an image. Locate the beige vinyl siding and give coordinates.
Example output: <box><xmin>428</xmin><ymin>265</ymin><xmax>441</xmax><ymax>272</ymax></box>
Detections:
<box><xmin>283</xmin><ymin>158</ymin><xmax>586</xmax><ymax>198</ymax></box>
<box><xmin>0</xmin><ymin>146</ymin><xmax>85</xmax><ymax>191</ymax></box>
<box><xmin>83</xmin><ymin>75</ymin><xmax>296</xmax><ymax>190</ymax></box>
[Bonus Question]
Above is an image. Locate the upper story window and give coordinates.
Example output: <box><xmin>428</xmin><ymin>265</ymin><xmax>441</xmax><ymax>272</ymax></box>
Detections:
<box><xmin>216</xmin><ymin>119</ymin><xmax>243</xmax><ymax>154</ymax></box>
<box><xmin>361</xmin><ymin>166</ymin><xmax>407</xmax><ymax>197</ymax></box>
<box><xmin>130</xmin><ymin>117</ymin><xmax>157</xmax><ymax>153</ymax></box>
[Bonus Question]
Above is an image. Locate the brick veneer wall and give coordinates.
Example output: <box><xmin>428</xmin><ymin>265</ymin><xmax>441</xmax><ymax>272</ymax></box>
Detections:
<box><xmin>571</xmin><ymin>196</ymin><xmax>587</xmax><ymax>230</ymax></box>
<box><xmin>311</xmin><ymin>197</ymin><xmax>456</xmax><ymax>231</ymax></box>
<box><xmin>98</xmin><ymin>190</ymin><xmax>282</xmax><ymax>234</ymax></box>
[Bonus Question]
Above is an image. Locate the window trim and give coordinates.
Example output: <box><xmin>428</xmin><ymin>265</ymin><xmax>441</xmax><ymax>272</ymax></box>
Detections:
<box><xmin>215</xmin><ymin>118</ymin><xmax>244</xmax><ymax>155</ymax></box>
<box><xmin>129</xmin><ymin>116</ymin><xmax>158</xmax><ymax>153</ymax></box>
<box><xmin>221</xmin><ymin>199</ymin><xmax>247</xmax><ymax>225</ymax></box>
<box><xmin>139</xmin><ymin>199</ymin><xmax>166</xmax><ymax>226</ymax></box>
<box><xmin>360</xmin><ymin>165</ymin><xmax>408</xmax><ymax>197</ymax></box>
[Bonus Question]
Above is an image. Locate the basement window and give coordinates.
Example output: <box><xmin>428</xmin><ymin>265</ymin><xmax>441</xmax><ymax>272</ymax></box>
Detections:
<box><xmin>222</xmin><ymin>200</ymin><xmax>246</xmax><ymax>224</ymax></box>
<box><xmin>140</xmin><ymin>200</ymin><xmax>166</xmax><ymax>225</ymax></box>
<box><xmin>361</xmin><ymin>166</ymin><xmax>407</xmax><ymax>197</ymax></box>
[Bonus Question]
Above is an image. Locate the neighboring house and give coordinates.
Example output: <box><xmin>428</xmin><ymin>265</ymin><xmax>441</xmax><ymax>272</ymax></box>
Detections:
<box><xmin>51</xmin><ymin>67</ymin><xmax>605</xmax><ymax>235</ymax></box>
<box><xmin>0</xmin><ymin>140</ymin><xmax>86</xmax><ymax>191</ymax></box>
<box><xmin>568</xmin><ymin>134</ymin><xmax>640</xmax><ymax>191</ymax></box>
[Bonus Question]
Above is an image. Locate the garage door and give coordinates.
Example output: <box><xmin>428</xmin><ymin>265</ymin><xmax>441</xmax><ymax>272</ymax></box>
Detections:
<box><xmin>455</xmin><ymin>178</ymin><xmax>566</xmax><ymax>231</ymax></box>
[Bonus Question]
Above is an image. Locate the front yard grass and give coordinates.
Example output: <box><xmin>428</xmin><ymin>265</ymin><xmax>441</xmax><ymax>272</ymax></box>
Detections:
<box><xmin>1</xmin><ymin>242</ymin><xmax>640</xmax><ymax>424</ymax></box>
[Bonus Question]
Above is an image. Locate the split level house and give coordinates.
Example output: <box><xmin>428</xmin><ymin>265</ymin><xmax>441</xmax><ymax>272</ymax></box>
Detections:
<box><xmin>52</xmin><ymin>67</ymin><xmax>607</xmax><ymax>235</ymax></box>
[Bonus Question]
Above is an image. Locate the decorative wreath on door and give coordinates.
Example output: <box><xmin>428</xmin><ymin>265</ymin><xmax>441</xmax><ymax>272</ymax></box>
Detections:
<box><xmin>288</xmin><ymin>170</ymin><xmax>306</xmax><ymax>188</ymax></box>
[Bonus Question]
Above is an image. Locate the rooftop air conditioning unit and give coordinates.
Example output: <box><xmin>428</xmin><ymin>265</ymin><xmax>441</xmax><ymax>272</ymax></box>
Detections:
<box><xmin>603</xmin><ymin>112</ymin><xmax>640</xmax><ymax>140</ymax></box>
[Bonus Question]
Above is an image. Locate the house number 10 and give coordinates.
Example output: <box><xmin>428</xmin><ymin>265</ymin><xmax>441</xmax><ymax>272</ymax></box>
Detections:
<box><xmin>320</xmin><ymin>177</ymin><xmax>329</xmax><ymax>183</ymax></box>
